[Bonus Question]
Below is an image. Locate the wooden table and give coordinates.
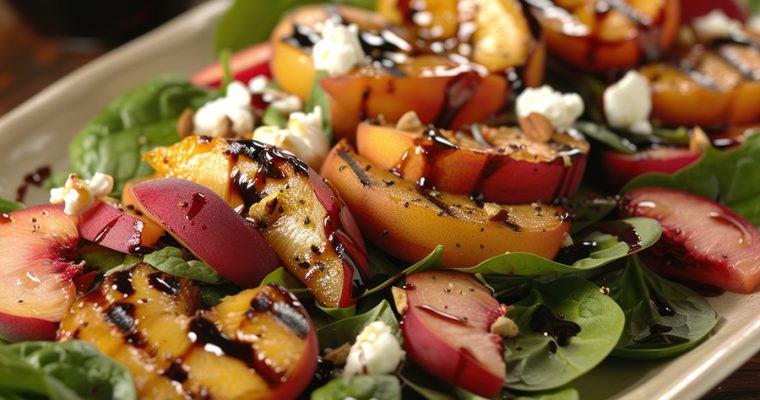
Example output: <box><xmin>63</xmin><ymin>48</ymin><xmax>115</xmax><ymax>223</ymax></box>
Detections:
<box><xmin>1</xmin><ymin>2</ymin><xmax>759</xmax><ymax>399</ymax></box>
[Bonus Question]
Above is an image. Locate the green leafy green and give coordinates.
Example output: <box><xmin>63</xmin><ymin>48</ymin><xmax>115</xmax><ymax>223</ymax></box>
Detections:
<box><xmin>143</xmin><ymin>246</ymin><xmax>223</xmax><ymax>284</ymax></box>
<box><xmin>456</xmin><ymin>218</ymin><xmax>661</xmax><ymax>277</ymax></box>
<box><xmin>199</xmin><ymin>282</ymin><xmax>241</xmax><ymax>308</ymax></box>
<box><xmin>574</xmin><ymin>122</ymin><xmax>636</xmax><ymax>154</ymax></box>
<box><xmin>214</xmin><ymin>0</ymin><xmax>377</xmax><ymax>53</ymax></box>
<box><xmin>506</xmin><ymin>388</ymin><xmax>580</xmax><ymax>400</ymax></box>
<box><xmin>79</xmin><ymin>246</ymin><xmax>132</xmax><ymax>273</ymax></box>
<box><xmin>0</xmin><ymin>198</ymin><xmax>23</xmax><ymax>213</ymax></box>
<box><xmin>260</xmin><ymin>266</ymin><xmax>311</xmax><ymax>298</ymax></box>
<box><xmin>361</xmin><ymin>245</ymin><xmax>444</xmax><ymax>298</ymax></box>
<box><xmin>219</xmin><ymin>48</ymin><xmax>234</xmax><ymax>90</ymax></box>
<box><xmin>69</xmin><ymin>75</ymin><xmax>210</xmax><ymax>193</ymax></box>
<box><xmin>317</xmin><ymin>300</ymin><xmax>399</xmax><ymax>351</ymax></box>
<box><xmin>505</xmin><ymin>277</ymin><xmax>625</xmax><ymax>391</ymax></box>
<box><xmin>568</xmin><ymin>194</ymin><xmax>618</xmax><ymax>235</ymax></box>
<box><xmin>312</xmin><ymin>375</ymin><xmax>401</xmax><ymax>400</ymax></box>
<box><xmin>305</xmin><ymin>70</ymin><xmax>334</xmax><ymax>141</ymax></box>
<box><xmin>0</xmin><ymin>340</ymin><xmax>136</xmax><ymax>400</ymax></box>
<box><xmin>624</xmin><ymin>133</ymin><xmax>760</xmax><ymax>227</ymax></box>
<box><xmin>262</xmin><ymin>106</ymin><xmax>288</xmax><ymax>128</ymax></box>
<box><xmin>595</xmin><ymin>256</ymin><xmax>717</xmax><ymax>359</ymax></box>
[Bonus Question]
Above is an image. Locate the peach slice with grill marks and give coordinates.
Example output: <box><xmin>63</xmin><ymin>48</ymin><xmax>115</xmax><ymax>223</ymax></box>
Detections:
<box><xmin>320</xmin><ymin>141</ymin><xmax>571</xmax><ymax>267</ymax></box>
<box><xmin>401</xmin><ymin>271</ymin><xmax>506</xmax><ymax>397</ymax></box>
<box><xmin>143</xmin><ymin>137</ymin><xmax>369</xmax><ymax>307</ymax></box>
<box><xmin>132</xmin><ymin>177</ymin><xmax>280</xmax><ymax>288</ymax></box>
<box><xmin>58</xmin><ymin>263</ymin><xmax>318</xmax><ymax>400</ymax></box>
<box><xmin>0</xmin><ymin>205</ymin><xmax>81</xmax><ymax>342</ymax></box>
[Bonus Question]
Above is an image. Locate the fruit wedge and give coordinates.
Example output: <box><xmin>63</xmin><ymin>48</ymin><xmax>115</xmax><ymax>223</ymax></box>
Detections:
<box><xmin>58</xmin><ymin>263</ymin><xmax>318</xmax><ymax>399</ymax></box>
<box><xmin>132</xmin><ymin>178</ymin><xmax>280</xmax><ymax>288</ymax></box>
<box><xmin>79</xmin><ymin>200</ymin><xmax>165</xmax><ymax>254</ymax></box>
<box><xmin>0</xmin><ymin>205</ymin><xmax>81</xmax><ymax>342</ymax></box>
<box><xmin>621</xmin><ymin>187</ymin><xmax>760</xmax><ymax>293</ymax></box>
<box><xmin>401</xmin><ymin>271</ymin><xmax>506</xmax><ymax>397</ymax></box>
<box><xmin>143</xmin><ymin>137</ymin><xmax>369</xmax><ymax>307</ymax></box>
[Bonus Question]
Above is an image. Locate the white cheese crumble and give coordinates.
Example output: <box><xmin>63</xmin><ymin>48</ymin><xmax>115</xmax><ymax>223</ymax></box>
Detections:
<box><xmin>252</xmin><ymin>106</ymin><xmax>329</xmax><ymax>168</ymax></box>
<box><xmin>248</xmin><ymin>75</ymin><xmax>303</xmax><ymax>114</ymax></box>
<box><xmin>193</xmin><ymin>81</ymin><xmax>254</xmax><ymax>137</ymax></box>
<box><xmin>515</xmin><ymin>85</ymin><xmax>584</xmax><ymax>130</ymax></box>
<box><xmin>343</xmin><ymin>321</ymin><xmax>405</xmax><ymax>376</ymax></box>
<box><xmin>692</xmin><ymin>10</ymin><xmax>742</xmax><ymax>39</ymax></box>
<box><xmin>603</xmin><ymin>70</ymin><xmax>653</xmax><ymax>135</ymax></box>
<box><xmin>313</xmin><ymin>19</ymin><xmax>366</xmax><ymax>75</ymax></box>
<box><xmin>50</xmin><ymin>172</ymin><xmax>114</xmax><ymax>215</ymax></box>
<box><xmin>749</xmin><ymin>16</ymin><xmax>760</xmax><ymax>34</ymax></box>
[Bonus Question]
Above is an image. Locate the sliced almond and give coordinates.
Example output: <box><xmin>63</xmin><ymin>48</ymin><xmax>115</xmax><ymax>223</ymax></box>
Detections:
<box><xmin>395</xmin><ymin>111</ymin><xmax>424</xmax><ymax>132</ymax></box>
<box><xmin>490</xmin><ymin>315</ymin><xmax>519</xmax><ymax>338</ymax></box>
<box><xmin>177</xmin><ymin>108</ymin><xmax>194</xmax><ymax>138</ymax></box>
<box><xmin>518</xmin><ymin>112</ymin><xmax>554</xmax><ymax>143</ymax></box>
<box><xmin>689</xmin><ymin>126</ymin><xmax>710</xmax><ymax>153</ymax></box>
<box><xmin>392</xmin><ymin>286</ymin><xmax>408</xmax><ymax>315</ymax></box>
<box><xmin>213</xmin><ymin>116</ymin><xmax>235</xmax><ymax>138</ymax></box>
<box><xmin>323</xmin><ymin>342</ymin><xmax>351</xmax><ymax>365</ymax></box>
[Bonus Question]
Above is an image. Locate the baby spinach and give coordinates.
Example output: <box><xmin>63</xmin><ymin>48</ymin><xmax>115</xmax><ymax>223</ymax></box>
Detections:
<box><xmin>79</xmin><ymin>245</ymin><xmax>132</xmax><ymax>273</ymax></box>
<box><xmin>0</xmin><ymin>340</ymin><xmax>136</xmax><ymax>400</ymax></box>
<box><xmin>0</xmin><ymin>198</ymin><xmax>23</xmax><ymax>213</ymax></box>
<box><xmin>260</xmin><ymin>266</ymin><xmax>311</xmax><ymax>299</ymax></box>
<box><xmin>361</xmin><ymin>245</ymin><xmax>444</xmax><ymax>298</ymax></box>
<box><xmin>574</xmin><ymin>121</ymin><xmax>636</xmax><ymax>154</ymax></box>
<box><xmin>317</xmin><ymin>300</ymin><xmax>399</xmax><ymax>351</ymax></box>
<box><xmin>69</xmin><ymin>75</ymin><xmax>210</xmax><ymax>193</ymax></box>
<box><xmin>199</xmin><ymin>282</ymin><xmax>241</xmax><ymax>308</ymax></box>
<box><xmin>624</xmin><ymin>132</ymin><xmax>760</xmax><ymax>227</ymax></box>
<box><xmin>568</xmin><ymin>194</ymin><xmax>618</xmax><ymax>235</ymax></box>
<box><xmin>595</xmin><ymin>256</ymin><xmax>717</xmax><ymax>359</ymax></box>
<box><xmin>456</xmin><ymin>217</ymin><xmax>661</xmax><ymax>277</ymax></box>
<box><xmin>505</xmin><ymin>277</ymin><xmax>624</xmax><ymax>391</ymax></box>
<box><xmin>312</xmin><ymin>374</ymin><xmax>401</xmax><ymax>400</ymax></box>
<box><xmin>143</xmin><ymin>246</ymin><xmax>223</xmax><ymax>284</ymax></box>
<box><xmin>306</xmin><ymin>70</ymin><xmax>334</xmax><ymax>141</ymax></box>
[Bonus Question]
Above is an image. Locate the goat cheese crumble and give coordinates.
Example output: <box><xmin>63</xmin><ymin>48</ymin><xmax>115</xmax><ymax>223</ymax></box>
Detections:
<box><xmin>313</xmin><ymin>19</ymin><xmax>366</xmax><ymax>75</ymax></box>
<box><xmin>193</xmin><ymin>81</ymin><xmax>254</xmax><ymax>137</ymax></box>
<box><xmin>692</xmin><ymin>10</ymin><xmax>742</xmax><ymax>39</ymax></box>
<box><xmin>50</xmin><ymin>172</ymin><xmax>114</xmax><ymax>215</ymax></box>
<box><xmin>343</xmin><ymin>321</ymin><xmax>405</xmax><ymax>376</ymax></box>
<box><xmin>252</xmin><ymin>107</ymin><xmax>329</xmax><ymax>168</ymax></box>
<box><xmin>516</xmin><ymin>85</ymin><xmax>584</xmax><ymax>130</ymax></box>
<box><xmin>603</xmin><ymin>70</ymin><xmax>653</xmax><ymax>135</ymax></box>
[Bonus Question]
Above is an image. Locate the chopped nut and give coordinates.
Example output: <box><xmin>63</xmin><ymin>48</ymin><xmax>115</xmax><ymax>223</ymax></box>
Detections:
<box><xmin>562</xmin><ymin>233</ymin><xmax>574</xmax><ymax>247</ymax></box>
<box><xmin>177</xmin><ymin>108</ymin><xmax>194</xmax><ymax>137</ymax></box>
<box><xmin>518</xmin><ymin>112</ymin><xmax>554</xmax><ymax>143</ymax></box>
<box><xmin>395</xmin><ymin>111</ymin><xmax>424</xmax><ymax>132</ymax></box>
<box><xmin>213</xmin><ymin>116</ymin><xmax>235</xmax><ymax>138</ymax></box>
<box><xmin>323</xmin><ymin>342</ymin><xmax>351</xmax><ymax>366</ymax></box>
<box><xmin>392</xmin><ymin>286</ymin><xmax>408</xmax><ymax>315</ymax></box>
<box><xmin>490</xmin><ymin>315</ymin><xmax>519</xmax><ymax>338</ymax></box>
<box><xmin>247</xmin><ymin>192</ymin><xmax>280</xmax><ymax>227</ymax></box>
<box><xmin>689</xmin><ymin>126</ymin><xmax>710</xmax><ymax>153</ymax></box>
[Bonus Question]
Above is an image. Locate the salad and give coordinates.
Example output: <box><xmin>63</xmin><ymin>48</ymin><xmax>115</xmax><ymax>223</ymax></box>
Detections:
<box><xmin>2</xmin><ymin>0</ymin><xmax>760</xmax><ymax>399</ymax></box>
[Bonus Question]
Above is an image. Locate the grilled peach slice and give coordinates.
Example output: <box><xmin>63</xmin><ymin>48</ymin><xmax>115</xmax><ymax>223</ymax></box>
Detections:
<box><xmin>59</xmin><ymin>263</ymin><xmax>318</xmax><ymax>400</ymax></box>
<box><xmin>640</xmin><ymin>39</ymin><xmax>760</xmax><ymax>128</ymax></box>
<box><xmin>0</xmin><ymin>205</ymin><xmax>81</xmax><ymax>342</ymax></box>
<box><xmin>356</xmin><ymin>121</ymin><xmax>588</xmax><ymax>203</ymax></box>
<box><xmin>321</xmin><ymin>141</ymin><xmax>570</xmax><ymax>267</ymax></box>
<box><xmin>270</xmin><ymin>5</ymin><xmax>541</xmax><ymax>141</ymax></box>
<box><xmin>79</xmin><ymin>200</ymin><xmax>165</xmax><ymax>254</ymax></box>
<box><xmin>132</xmin><ymin>178</ymin><xmax>280</xmax><ymax>288</ymax></box>
<box><xmin>401</xmin><ymin>271</ymin><xmax>506</xmax><ymax>397</ymax></box>
<box><xmin>601</xmin><ymin>147</ymin><xmax>701</xmax><ymax>189</ymax></box>
<box><xmin>528</xmin><ymin>0</ymin><xmax>679</xmax><ymax>71</ymax></box>
<box><xmin>143</xmin><ymin>137</ymin><xmax>369</xmax><ymax>307</ymax></box>
<box><xmin>620</xmin><ymin>187</ymin><xmax>760</xmax><ymax>293</ymax></box>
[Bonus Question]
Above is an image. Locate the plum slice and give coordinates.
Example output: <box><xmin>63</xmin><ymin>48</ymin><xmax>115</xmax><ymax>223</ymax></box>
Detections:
<box><xmin>79</xmin><ymin>200</ymin><xmax>165</xmax><ymax>254</ymax></box>
<box><xmin>0</xmin><ymin>205</ymin><xmax>81</xmax><ymax>341</ymax></box>
<box><xmin>132</xmin><ymin>178</ymin><xmax>280</xmax><ymax>288</ymax></box>
<box><xmin>402</xmin><ymin>271</ymin><xmax>506</xmax><ymax>397</ymax></box>
<box><xmin>602</xmin><ymin>147</ymin><xmax>701</xmax><ymax>190</ymax></box>
<box><xmin>621</xmin><ymin>187</ymin><xmax>760</xmax><ymax>293</ymax></box>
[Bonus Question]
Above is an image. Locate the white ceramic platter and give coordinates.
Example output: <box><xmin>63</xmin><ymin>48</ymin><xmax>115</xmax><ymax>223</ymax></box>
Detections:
<box><xmin>0</xmin><ymin>1</ymin><xmax>757</xmax><ymax>398</ymax></box>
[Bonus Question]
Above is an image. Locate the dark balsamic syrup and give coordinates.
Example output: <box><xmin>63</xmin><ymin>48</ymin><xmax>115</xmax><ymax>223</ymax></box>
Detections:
<box><xmin>555</xmin><ymin>241</ymin><xmax>598</xmax><ymax>264</ymax></box>
<box><xmin>595</xmin><ymin>220</ymin><xmax>642</xmax><ymax>253</ymax></box>
<box><xmin>16</xmin><ymin>166</ymin><xmax>51</xmax><ymax>202</ymax></box>
<box><xmin>148</xmin><ymin>273</ymin><xmax>181</xmax><ymax>297</ymax></box>
<box><xmin>111</xmin><ymin>270</ymin><xmax>135</xmax><ymax>296</ymax></box>
<box><xmin>529</xmin><ymin>304</ymin><xmax>581</xmax><ymax>350</ymax></box>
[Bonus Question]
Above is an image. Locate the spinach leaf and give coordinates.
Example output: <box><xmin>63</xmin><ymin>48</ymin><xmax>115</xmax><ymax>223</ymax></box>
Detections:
<box><xmin>79</xmin><ymin>245</ymin><xmax>132</xmax><ymax>273</ymax></box>
<box><xmin>69</xmin><ymin>75</ymin><xmax>210</xmax><ymax>193</ymax></box>
<box><xmin>262</xmin><ymin>106</ymin><xmax>288</xmax><ymax>128</ymax></box>
<box><xmin>568</xmin><ymin>194</ymin><xmax>618</xmax><ymax>235</ymax></box>
<box><xmin>624</xmin><ymin>132</ymin><xmax>760</xmax><ymax>227</ymax></box>
<box><xmin>0</xmin><ymin>198</ymin><xmax>23</xmax><ymax>213</ymax></box>
<box><xmin>361</xmin><ymin>245</ymin><xmax>444</xmax><ymax>298</ymax></box>
<box><xmin>574</xmin><ymin>122</ymin><xmax>636</xmax><ymax>154</ymax></box>
<box><xmin>595</xmin><ymin>255</ymin><xmax>717</xmax><ymax>359</ymax></box>
<box><xmin>143</xmin><ymin>246</ymin><xmax>223</xmax><ymax>284</ymax></box>
<box><xmin>0</xmin><ymin>340</ymin><xmax>135</xmax><ymax>400</ymax></box>
<box><xmin>312</xmin><ymin>374</ymin><xmax>401</xmax><ymax>400</ymax></box>
<box><xmin>214</xmin><ymin>0</ymin><xmax>377</xmax><ymax>53</ymax></box>
<box><xmin>306</xmin><ymin>70</ymin><xmax>334</xmax><ymax>142</ymax></box>
<box><xmin>505</xmin><ymin>277</ymin><xmax>625</xmax><ymax>391</ymax></box>
<box><xmin>456</xmin><ymin>218</ymin><xmax>661</xmax><ymax>277</ymax></box>
<box><xmin>260</xmin><ymin>266</ymin><xmax>311</xmax><ymax>298</ymax></box>
<box><xmin>317</xmin><ymin>300</ymin><xmax>399</xmax><ymax>351</ymax></box>
<box><xmin>199</xmin><ymin>282</ymin><xmax>241</xmax><ymax>308</ymax></box>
